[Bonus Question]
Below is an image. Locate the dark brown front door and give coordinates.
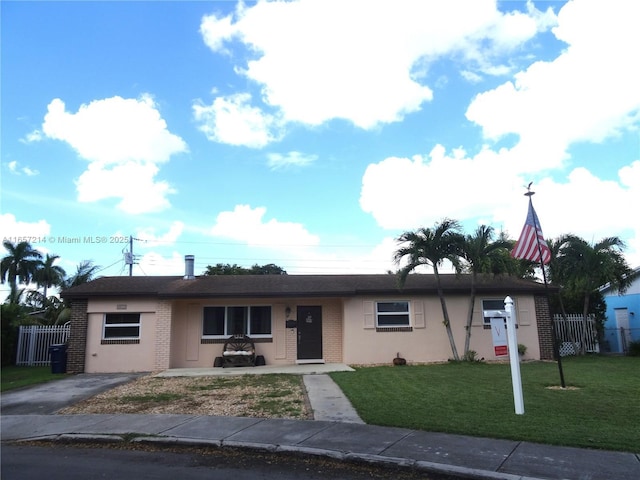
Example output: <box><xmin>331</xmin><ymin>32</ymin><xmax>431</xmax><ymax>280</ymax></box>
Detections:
<box><xmin>297</xmin><ymin>306</ymin><xmax>323</xmax><ymax>360</ymax></box>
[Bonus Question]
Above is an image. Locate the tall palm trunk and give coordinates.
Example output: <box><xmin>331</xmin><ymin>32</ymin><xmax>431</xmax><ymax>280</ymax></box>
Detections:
<box><xmin>580</xmin><ymin>293</ymin><xmax>590</xmax><ymax>355</ymax></box>
<box><xmin>434</xmin><ymin>266</ymin><xmax>459</xmax><ymax>360</ymax></box>
<box><xmin>463</xmin><ymin>272</ymin><xmax>477</xmax><ymax>355</ymax></box>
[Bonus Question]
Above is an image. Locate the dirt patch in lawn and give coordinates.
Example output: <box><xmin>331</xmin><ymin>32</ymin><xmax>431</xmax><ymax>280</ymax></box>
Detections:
<box><xmin>57</xmin><ymin>374</ymin><xmax>312</xmax><ymax>420</ymax></box>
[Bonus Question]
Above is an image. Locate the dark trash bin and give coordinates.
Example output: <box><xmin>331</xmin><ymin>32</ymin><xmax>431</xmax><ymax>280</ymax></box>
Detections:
<box><xmin>49</xmin><ymin>344</ymin><xmax>68</xmax><ymax>374</ymax></box>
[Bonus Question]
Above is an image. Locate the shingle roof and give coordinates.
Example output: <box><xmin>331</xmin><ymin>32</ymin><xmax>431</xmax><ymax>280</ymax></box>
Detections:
<box><xmin>61</xmin><ymin>274</ymin><xmax>552</xmax><ymax>299</ymax></box>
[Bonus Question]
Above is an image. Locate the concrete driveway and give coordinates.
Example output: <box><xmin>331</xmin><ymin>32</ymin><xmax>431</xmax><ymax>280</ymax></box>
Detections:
<box><xmin>1</xmin><ymin>373</ymin><xmax>144</xmax><ymax>415</ymax></box>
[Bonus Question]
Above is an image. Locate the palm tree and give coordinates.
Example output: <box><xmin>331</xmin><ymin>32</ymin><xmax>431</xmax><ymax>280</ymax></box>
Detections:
<box><xmin>546</xmin><ymin>235</ymin><xmax>580</xmax><ymax>354</ymax></box>
<box><xmin>394</xmin><ymin>219</ymin><xmax>464</xmax><ymax>360</ymax></box>
<box><xmin>554</xmin><ymin>235</ymin><xmax>635</xmax><ymax>354</ymax></box>
<box><xmin>61</xmin><ymin>260</ymin><xmax>100</xmax><ymax>290</ymax></box>
<box><xmin>459</xmin><ymin>225</ymin><xmax>512</xmax><ymax>356</ymax></box>
<box><xmin>55</xmin><ymin>260</ymin><xmax>100</xmax><ymax>325</ymax></box>
<box><xmin>34</xmin><ymin>254</ymin><xmax>66</xmax><ymax>299</ymax></box>
<box><xmin>1</xmin><ymin>241</ymin><xmax>42</xmax><ymax>287</ymax></box>
<box><xmin>4</xmin><ymin>283</ymin><xmax>26</xmax><ymax>305</ymax></box>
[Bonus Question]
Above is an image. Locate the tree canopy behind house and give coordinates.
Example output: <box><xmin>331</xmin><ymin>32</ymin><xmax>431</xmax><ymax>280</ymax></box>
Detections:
<box><xmin>203</xmin><ymin>263</ymin><xmax>287</xmax><ymax>275</ymax></box>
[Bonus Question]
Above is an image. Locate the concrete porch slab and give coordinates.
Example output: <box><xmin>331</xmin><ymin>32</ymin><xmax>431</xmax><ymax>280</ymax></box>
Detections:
<box><xmin>155</xmin><ymin>363</ymin><xmax>355</xmax><ymax>377</ymax></box>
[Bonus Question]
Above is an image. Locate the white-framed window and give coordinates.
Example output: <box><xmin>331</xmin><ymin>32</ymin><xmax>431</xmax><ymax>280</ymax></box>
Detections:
<box><xmin>202</xmin><ymin>306</ymin><xmax>272</xmax><ymax>338</ymax></box>
<box><xmin>103</xmin><ymin>313</ymin><xmax>141</xmax><ymax>339</ymax></box>
<box><xmin>376</xmin><ymin>301</ymin><xmax>410</xmax><ymax>327</ymax></box>
<box><xmin>482</xmin><ymin>299</ymin><xmax>513</xmax><ymax>326</ymax></box>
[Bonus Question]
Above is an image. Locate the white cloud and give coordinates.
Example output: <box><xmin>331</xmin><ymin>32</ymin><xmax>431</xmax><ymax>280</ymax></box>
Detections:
<box><xmin>135</xmin><ymin>221</ymin><xmax>185</xmax><ymax>248</ymax></box>
<box><xmin>460</xmin><ymin>70</ymin><xmax>483</xmax><ymax>83</ymax></box>
<box><xmin>465</xmin><ymin>0</ymin><xmax>640</xmax><ymax>170</ymax></box>
<box><xmin>285</xmin><ymin>236</ymin><xmax>401</xmax><ymax>274</ymax></box>
<box><xmin>360</xmin><ymin>144</ymin><xmax>523</xmax><ymax>230</ymax></box>
<box><xmin>360</xmin><ymin>146</ymin><xmax>640</xmax><ymax>267</ymax></box>
<box><xmin>6</xmin><ymin>160</ymin><xmax>39</xmax><ymax>176</ymax></box>
<box><xmin>43</xmin><ymin>95</ymin><xmax>187</xmax><ymax>164</ymax></box>
<box><xmin>0</xmin><ymin>213</ymin><xmax>50</xmax><ymax>239</ymax></box>
<box><xmin>19</xmin><ymin>130</ymin><xmax>43</xmax><ymax>143</ymax></box>
<box><xmin>200</xmin><ymin>0</ymin><xmax>554</xmax><ymax>129</ymax></box>
<box><xmin>267</xmin><ymin>151</ymin><xmax>317</xmax><ymax>170</ymax></box>
<box><xmin>456</xmin><ymin>2</ymin><xmax>558</xmax><ymax>78</ymax></box>
<box><xmin>210</xmin><ymin>204</ymin><xmax>319</xmax><ymax>247</ymax></box>
<box><xmin>22</xmin><ymin>166</ymin><xmax>39</xmax><ymax>176</ymax></box>
<box><xmin>76</xmin><ymin>162</ymin><xmax>174</xmax><ymax>214</ymax></box>
<box><xmin>193</xmin><ymin>93</ymin><xmax>283</xmax><ymax>148</ymax></box>
<box><xmin>41</xmin><ymin>95</ymin><xmax>187</xmax><ymax>213</ymax></box>
<box><xmin>205</xmin><ymin>204</ymin><xmax>402</xmax><ymax>274</ymax></box>
<box><xmin>137</xmin><ymin>251</ymin><xmax>187</xmax><ymax>276</ymax></box>
<box><xmin>619</xmin><ymin>160</ymin><xmax>640</xmax><ymax>189</ymax></box>
<box><xmin>531</xmin><ymin>166</ymin><xmax>640</xmax><ymax>244</ymax></box>
<box><xmin>357</xmin><ymin>0</ymin><xmax>640</xmax><ymax>267</ymax></box>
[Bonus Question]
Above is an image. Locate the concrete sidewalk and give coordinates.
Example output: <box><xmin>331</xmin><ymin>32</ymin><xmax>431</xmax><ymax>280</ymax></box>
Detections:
<box><xmin>2</xmin><ymin>371</ymin><xmax>639</xmax><ymax>480</ymax></box>
<box><xmin>303</xmin><ymin>374</ymin><xmax>364</xmax><ymax>423</ymax></box>
<box><xmin>2</xmin><ymin>413</ymin><xmax>639</xmax><ymax>480</ymax></box>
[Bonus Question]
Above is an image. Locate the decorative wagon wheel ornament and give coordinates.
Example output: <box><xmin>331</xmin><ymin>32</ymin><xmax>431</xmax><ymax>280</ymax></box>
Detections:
<box><xmin>227</xmin><ymin>335</ymin><xmax>255</xmax><ymax>353</ymax></box>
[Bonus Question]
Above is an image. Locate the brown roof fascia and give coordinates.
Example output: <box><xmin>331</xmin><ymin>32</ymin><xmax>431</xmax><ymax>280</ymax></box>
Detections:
<box><xmin>61</xmin><ymin>273</ymin><xmax>553</xmax><ymax>300</ymax></box>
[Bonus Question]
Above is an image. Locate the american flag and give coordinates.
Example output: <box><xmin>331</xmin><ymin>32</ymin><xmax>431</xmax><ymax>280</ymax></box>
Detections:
<box><xmin>511</xmin><ymin>201</ymin><xmax>551</xmax><ymax>265</ymax></box>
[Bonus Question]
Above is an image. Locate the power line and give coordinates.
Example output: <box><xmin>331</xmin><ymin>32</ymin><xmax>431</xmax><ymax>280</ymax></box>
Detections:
<box><xmin>91</xmin><ymin>233</ymin><xmax>398</xmax><ymax>277</ymax></box>
<box><xmin>122</xmin><ymin>238</ymin><xmax>387</xmax><ymax>249</ymax></box>
<box><xmin>95</xmin><ymin>258</ymin><xmax>126</xmax><ymax>274</ymax></box>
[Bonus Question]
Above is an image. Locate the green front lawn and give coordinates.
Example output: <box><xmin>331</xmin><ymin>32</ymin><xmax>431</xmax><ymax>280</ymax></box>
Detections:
<box><xmin>4</xmin><ymin>357</ymin><xmax>638</xmax><ymax>453</ymax></box>
<box><xmin>1</xmin><ymin>366</ymin><xmax>62</xmax><ymax>392</ymax></box>
<box><xmin>330</xmin><ymin>356</ymin><xmax>640</xmax><ymax>453</ymax></box>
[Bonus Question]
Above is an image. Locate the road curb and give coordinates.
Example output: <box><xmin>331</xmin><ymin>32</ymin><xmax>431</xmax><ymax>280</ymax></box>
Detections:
<box><xmin>13</xmin><ymin>433</ymin><xmax>548</xmax><ymax>480</ymax></box>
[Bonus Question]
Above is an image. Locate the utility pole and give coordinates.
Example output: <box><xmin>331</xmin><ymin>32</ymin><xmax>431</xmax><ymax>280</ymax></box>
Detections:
<box><xmin>123</xmin><ymin>236</ymin><xmax>135</xmax><ymax>276</ymax></box>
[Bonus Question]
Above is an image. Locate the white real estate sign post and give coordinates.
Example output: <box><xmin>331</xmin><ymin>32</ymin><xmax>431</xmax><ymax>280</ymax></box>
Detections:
<box><xmin>490</xmin><ymin>317</ymin><xmax>508</xmax><ymax>357</ymax></box>
<box><xmin>504</xmin><ymin>296</ymin><xmax>524</xmax><ymax>414</ymax></box>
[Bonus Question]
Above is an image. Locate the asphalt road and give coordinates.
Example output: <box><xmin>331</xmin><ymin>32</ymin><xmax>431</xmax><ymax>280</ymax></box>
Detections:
<box><xmin>1</xmin><ymin>443</ymin><xmax>456</xmax><ymax>480</ymax></box>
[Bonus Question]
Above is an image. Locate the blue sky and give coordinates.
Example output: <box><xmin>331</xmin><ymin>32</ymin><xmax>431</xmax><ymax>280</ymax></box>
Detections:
<box><xmin>2</xmin><ymin>0</ymin><xmax>639</xmax><ymax>297</ymax></box>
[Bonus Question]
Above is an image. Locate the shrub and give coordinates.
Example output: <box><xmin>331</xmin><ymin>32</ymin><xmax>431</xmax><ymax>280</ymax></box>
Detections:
<box><xmin>1</xmin><ymin>304</ymin><xmax>24</xmax><ymax>366</ymax></box>
<box><xmin>627</xmin><ymin>340</ymin><xmax>640</xmax><ymax>357</ymax></box>
<box><xmin>462</xmin><ymin>350</ymin><xmax>483</xmax><ymax>362</ymax></box>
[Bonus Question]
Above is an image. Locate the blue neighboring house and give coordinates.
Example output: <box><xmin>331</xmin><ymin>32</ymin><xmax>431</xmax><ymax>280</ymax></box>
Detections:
<box><xmin>600</xmin><ymin>267</ymin><xmax>640</xmax><ymax>353</ymax></box>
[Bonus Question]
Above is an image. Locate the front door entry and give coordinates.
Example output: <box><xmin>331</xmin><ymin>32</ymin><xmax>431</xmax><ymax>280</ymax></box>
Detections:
<box><xmin>297</xmin><ymin>306</ymin><xmax>323</xmax><ymax>360</ymax></box>
<box><xmin>615</xmin><ymin>308</ymin><xmax>632</xmax><ymax>352</ymax></box>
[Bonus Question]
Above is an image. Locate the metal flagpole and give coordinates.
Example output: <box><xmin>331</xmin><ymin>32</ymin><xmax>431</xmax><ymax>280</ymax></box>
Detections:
<box><xmin>525</xmin><ymin>187</ymin><xmax>566</xmax><ymax>388</ymax></box>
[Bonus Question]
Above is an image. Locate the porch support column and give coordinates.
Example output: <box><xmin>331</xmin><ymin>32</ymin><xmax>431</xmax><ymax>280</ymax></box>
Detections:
<box><xmin>534</xmin><ymin>294</ymin><xmax>554</xmax><ymax>360</ymax></box>
<box><xmin>154</xmin><ymin>300</ymin><xmax>172</xmax><ymax>371</ymax></box>
<box><xmin>67</xmin><ymin>299</ymin><xmax>88</xmax><ymax>374</ymax></box>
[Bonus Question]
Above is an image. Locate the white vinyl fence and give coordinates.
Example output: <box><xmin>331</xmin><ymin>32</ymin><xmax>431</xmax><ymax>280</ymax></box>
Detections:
<box><xmin>16</xmin><ymin>324</ymin><xmax>70</xmax><ymax>366</ymax></box>
<box><xmin>553</xmin><ymin>314</ymin><xmax>599</xmax><ymax>356</ymax></box>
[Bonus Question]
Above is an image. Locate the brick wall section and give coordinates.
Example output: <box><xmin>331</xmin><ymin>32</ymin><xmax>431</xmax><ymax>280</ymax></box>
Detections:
<box><xmin>67</xmin><ymin>299</ymin><xmax>88</xmax><ymax>374</ymax></box>
<box><xmin>322</xmin><ymin>302</ymin><xmax>343</xmax><ymax>362</ymax></box>
<box><xmin>535</xmin><ymin>294</ymin><xmax>554</xmax><ymax>360</ymax></box>
<box><xmin>154</xmin><ymin>300</ymin><xmax>172</xmax><ymax>371</ymax></box>
<box><xmin>285</xmin><ymin>327</ymin><xmax>297</xmax><ymax>362</ymax></box>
